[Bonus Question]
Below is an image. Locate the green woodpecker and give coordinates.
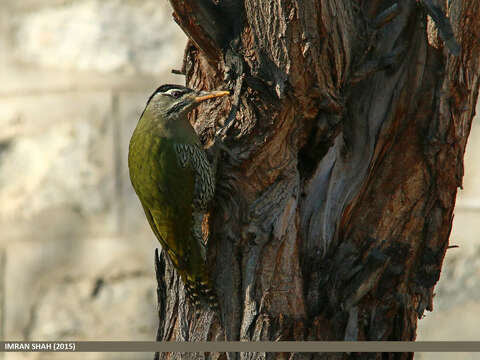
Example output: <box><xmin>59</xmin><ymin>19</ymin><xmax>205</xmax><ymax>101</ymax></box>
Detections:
<box><xmin>128</xmin><ymin>84</ymin><xmax>229</xmax><ymax>307</ymax></box>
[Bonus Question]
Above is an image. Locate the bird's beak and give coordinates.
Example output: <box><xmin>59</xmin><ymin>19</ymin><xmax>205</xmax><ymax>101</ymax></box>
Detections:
<box><xmin>194</xmin><ymin>90</ymin><xmax>230</xmax><ymax>103</ymax></box>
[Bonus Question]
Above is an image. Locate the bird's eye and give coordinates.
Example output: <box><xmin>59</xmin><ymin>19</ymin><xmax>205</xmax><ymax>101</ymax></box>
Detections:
<box><xmin>166</xmin><ymin>89</ymin><xmax>183</xmax><ymax>98</ymax></box>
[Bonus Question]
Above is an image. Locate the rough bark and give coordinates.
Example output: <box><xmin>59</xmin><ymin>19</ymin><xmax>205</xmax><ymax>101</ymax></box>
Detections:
<box><xmin>154</xmin><ymin>1</ymin><xmax>480</xmax><ymax>359</ymax></box>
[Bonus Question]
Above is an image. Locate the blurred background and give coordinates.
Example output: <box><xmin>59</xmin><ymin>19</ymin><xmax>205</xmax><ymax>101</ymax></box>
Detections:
<box><xmin>0</xmin><ymin>1</ymin><xmax>478</xmax><ymax>359</ymax></box>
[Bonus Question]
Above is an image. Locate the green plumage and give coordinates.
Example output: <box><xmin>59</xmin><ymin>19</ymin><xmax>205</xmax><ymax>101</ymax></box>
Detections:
<box><xmin>128</xmin><ymin>85</ymin><xmax>228</xmax><ymax>307</ymax></box>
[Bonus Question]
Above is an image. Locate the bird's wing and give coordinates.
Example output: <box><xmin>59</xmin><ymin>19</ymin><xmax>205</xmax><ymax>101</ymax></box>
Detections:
<box><xmin>140</xmin><ymin>201</ymin><xmax>169</xmax><ymax>251</ymax></box>
<box><xmin>141</xmin><ymin>200</ymin><xmax>192</xmax><ymax>271</ymax></box>
<box><xmin>129</xmin><ymin>137</ymin><xmax>195</xmax><ymax>270</ymax></box>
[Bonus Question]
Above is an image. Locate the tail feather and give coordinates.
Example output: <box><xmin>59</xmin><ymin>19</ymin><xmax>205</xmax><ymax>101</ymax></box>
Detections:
<box><xmin>184</xmin><ymin>277</ymin><xmax>218</xmax><ymax>310</ymax></box>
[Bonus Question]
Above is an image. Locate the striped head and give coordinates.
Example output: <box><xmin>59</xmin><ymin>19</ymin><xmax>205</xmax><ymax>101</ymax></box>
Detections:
<box><xmin>144</xmin><ymin>84</ymin><xmax>229</xmax><ymax>120</ymax></box>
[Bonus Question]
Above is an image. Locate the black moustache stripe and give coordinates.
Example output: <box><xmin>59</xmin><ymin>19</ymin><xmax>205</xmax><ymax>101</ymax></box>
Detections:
<box><xmin>166</xmin><ymin>101</ymin><xmax>188</xmax><ymax>116</ymax></box>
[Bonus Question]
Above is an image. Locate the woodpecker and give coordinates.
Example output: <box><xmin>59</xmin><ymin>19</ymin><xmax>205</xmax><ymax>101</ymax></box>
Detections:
<box><xmin>128</xmin><ymin>84</ymin><xmax>229</xmax><ymax>308</ymax></box>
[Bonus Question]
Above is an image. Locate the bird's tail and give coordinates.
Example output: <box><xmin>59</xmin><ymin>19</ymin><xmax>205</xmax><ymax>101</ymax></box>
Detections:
<box><xmin>183</xmin><ymin>274</ymin><xmax>218</xmax><ymax>310</ymax></box>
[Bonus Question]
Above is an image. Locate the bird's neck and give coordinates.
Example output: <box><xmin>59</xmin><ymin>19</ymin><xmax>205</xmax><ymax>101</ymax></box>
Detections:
<box><xmin>137</xmin><ymin>108</ymin><xmax>200</xmax><ymax>144</ymax></box>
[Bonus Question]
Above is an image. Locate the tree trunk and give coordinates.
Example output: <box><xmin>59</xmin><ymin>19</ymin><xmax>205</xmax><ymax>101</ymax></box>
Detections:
<box><xmin>154</xmin><ymin>0</ymin><xmax>480</xmax><ymax>359</ymax></box>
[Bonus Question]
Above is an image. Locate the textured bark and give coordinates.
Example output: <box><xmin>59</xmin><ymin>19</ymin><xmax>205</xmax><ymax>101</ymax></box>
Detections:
<box><xmin>155</xmin><ymin>1</ymin><xmax>480</xmax><ymax>359</ymax></box>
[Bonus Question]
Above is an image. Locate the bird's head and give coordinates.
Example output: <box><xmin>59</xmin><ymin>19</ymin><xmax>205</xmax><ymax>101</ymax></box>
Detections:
<box><xmin>144</xmin><ymin>84</ymin><xmax>230</xmax><ymax>120</ymax></box>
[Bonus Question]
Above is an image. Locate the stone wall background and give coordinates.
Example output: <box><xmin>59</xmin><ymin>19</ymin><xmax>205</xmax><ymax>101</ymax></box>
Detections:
<box><xmin>0</xmin><ymin>1</ymin><xmax>478</xmax><ymax>359</ymax></box>
<box><xmin>0</xmin><ymin>1</ymin><xmax>186</xmax><ymax>359</ymax></box>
